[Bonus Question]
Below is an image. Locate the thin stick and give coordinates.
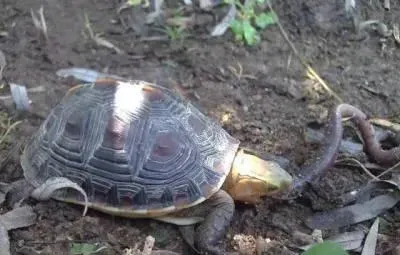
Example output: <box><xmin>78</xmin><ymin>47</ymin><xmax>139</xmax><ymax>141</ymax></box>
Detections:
<box><xmin>0</xmin><ymin>120</ymin><xmax>22</xmax><ymax>145</ymax></box>
<box><xmin>375</xmin><ymin>160</ymin><xmax>400</xmax><ymax>179</ymax></box>
<box><xmin>336</xmin><ymin>158</ymin><xmax>380</xmax><ymax>181</ymax></box>
<box><xmin>266</xmin><ymin>0</ymin><xmax>343</xmax><ymax>103</ymax></box>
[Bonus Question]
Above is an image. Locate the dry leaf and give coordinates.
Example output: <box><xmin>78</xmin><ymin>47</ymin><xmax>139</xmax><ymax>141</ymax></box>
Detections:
<box><xmin>307</xmin><ymin>192</ymin><xmax>400</xmax><ymax>229</ymax></box>
<box><xmin>30</xmin><ymin>6</ymin><xmax>48</xmax><ymax>40</ymax></box>
<box><xmin>56</xmin><ymin>67</ymin><xmax>125</xmax><ymax>83</ymax></box>
<box><xmin>93</xmin><ymin>35</ymin><xmax>123</xmax><ymax>54</ymax></box>
<box><xmin>361</xmin><ymin>218</ymin><xmax>379</xmax><ymax>255</ymax></box>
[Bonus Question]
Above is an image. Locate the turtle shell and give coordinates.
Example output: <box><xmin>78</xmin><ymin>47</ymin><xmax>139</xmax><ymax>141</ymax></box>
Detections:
<box><xmin>20</xmin><ymin>80</ymin><xmax>240</xmax><ymax>216</ymax></box>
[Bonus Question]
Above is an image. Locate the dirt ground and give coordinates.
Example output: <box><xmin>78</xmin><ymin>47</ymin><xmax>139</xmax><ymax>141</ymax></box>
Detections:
<box><xmin>0</xmin><ymin>0</ymin><xmax>400</xmax><ymax>254</ymax></box>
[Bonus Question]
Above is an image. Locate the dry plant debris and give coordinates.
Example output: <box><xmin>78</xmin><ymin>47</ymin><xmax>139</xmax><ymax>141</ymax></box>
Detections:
<box><xmin>123</xmin><ymin>235</ymin><xmax>180</xmax><ymax>255</ymax></box>
<box><xmin>0</xmin><ymin>50</ymin><xmax>5</xmax><ymax>81</ymax></box>
<box><xmin>83</xmin><ymin>13</ymin><xmax>124</xmax><ymax>54</ymax></box>
<box><xmin>56</xmin><ymin>68</ymin><xmax>125</xmax><ymax>83</ymax></box>
<box><xmin>30</xmin><ymin>6</ymin><xmax>48</xmax><ymax>41</ymax></box>
<box><xmin>300</xmin><ymin>107</ymin><xmax>400</xmax><ymax>254</ymax></box>
<box><xmin>0</xmin><ymin>205</ymin><xmax>37</xmax><ymax>255</ymax></box>
<box><xmin>361</xmin><ymin>218</ymin><xmax>379</xmax><ymax>255</ymax></box>
<box><xmin>232</xmin><ymin>234</ymin><xmax>256</xmax><ymax>255</ymax></box>
<box><xmin>266</xmin><ymin>0</ymin><xmax>343</xmax><ymax>103</ymax></box>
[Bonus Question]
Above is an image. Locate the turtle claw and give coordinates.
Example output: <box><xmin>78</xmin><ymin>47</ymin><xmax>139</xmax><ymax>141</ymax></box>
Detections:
<box><xmin>31</xmin><ymin>177</ymin><xmax>89</xmax><ymax>216</ymax></box>
<box><xmin>178</xmin><ymin>225</ymin><xmax>201</xmax><ymax>254</ymax></box>
<box><xmin>187</xmin><ymin>190</ymin><xmax>234</xmax><ymax>255</ymax></box>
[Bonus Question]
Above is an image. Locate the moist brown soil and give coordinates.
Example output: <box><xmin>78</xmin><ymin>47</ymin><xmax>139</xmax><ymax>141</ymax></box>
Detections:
<box><xmin>0</xmin><ymin>0</ymin><xmax>399</xmax><ymax>254</ymax></box>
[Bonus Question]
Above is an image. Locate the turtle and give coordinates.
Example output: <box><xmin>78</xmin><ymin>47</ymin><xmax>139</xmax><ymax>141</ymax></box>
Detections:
<box><xmin>16</xmin><ymin>79</ymin><xmax>293</xmax><ymax>255</ymax></box>
<box><xmin>13</xmin><ymin>79</ymin><xmax>391</xmax><ymax>254</ymax></box>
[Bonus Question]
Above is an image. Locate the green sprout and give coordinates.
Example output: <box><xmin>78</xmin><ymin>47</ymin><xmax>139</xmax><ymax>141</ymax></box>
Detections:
<box><xmin>226</xmin><ymin>0</ymin><xmax>277</xmax><ymax>46</ymax></box>
<box><xmin>165</xmin><ymin>26</ymin><xmax>187</xmax><ymax>41</ymax></box>
<box><xmin>161</xmin><ymin>9</ymin><xmax>189</xmax><ymax>43</ymax></box>
<box><xmin>127</xmin><ymin>0</ymin><xmax>149</xmax><ymax>7</ymax></box>
<box><xmin>302</xmin><ymin>242</ymin><xmax>349</xmax><ymax>255</ymax></box>
<box><xmin>69</xmin><ymin>243</ymin><xmax>107</xmax><ymax>255</ymax></box>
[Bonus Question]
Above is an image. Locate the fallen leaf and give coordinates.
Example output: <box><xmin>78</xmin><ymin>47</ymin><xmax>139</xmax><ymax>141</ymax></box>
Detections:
<box><xmin>306</xmin><ymin>192</ymin><xmax>400</xmax><ymax>230</ymax></box>
<box><xmin>300</xmin><ymin>230</ymin><xmax>364</xmax><ymax>251</ymax></box>
<box><xmin>305</xmin><ymin>127</ymin><xmax>363</xmax><ymax>155</ymax></box>
<box><xmin>339</xmin><ymin>180</ymin><xmax>400</xmax><ymax>205</ymax></box>
<box><xmin>0</xmin><ymin>206</ymin><xmax>36</xmax><ymax>231</ymax></box>
<box><xmin>56</xmin><ymin>67</ymin><xmax>125</xmax><ymax>83</ymax></box>
<box><xmin>9</xmin><ymin>83</ymin><xmax>31</xmax><ymax>111</ymax></box>
<box><xmin>0</xmin><ymin>206</ymin><xmax>37</xmax><ymax>255</ymax></box>
<box><xmin>361</xmin><ymin>218</ymin><xmax>379</xmax><ymax>255</ymax></box>
<box><xmin>210</xmin><ymin>3</ymin><xmax>236</xmax><ymax>37</ymax></box>
<box><xmin>326</xmin><ymin>231</ymin><xmax>364</xmax><ymax>250</ymax></box>
<box><xmin>31</xmin><ymin>177</ymin><xmax>89</xmax><ymax>216</ymax></box>
<box><xmin>0</xmin><ymin>223</ymin><xmax>10</xmax><ymax>255</ymax></box>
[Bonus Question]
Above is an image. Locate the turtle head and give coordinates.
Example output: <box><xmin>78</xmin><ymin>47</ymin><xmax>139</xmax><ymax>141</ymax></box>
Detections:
<box><xmin>224</xmin><ymin>149</ymin><xmax>293</xmax><ymax>204</ymax></box>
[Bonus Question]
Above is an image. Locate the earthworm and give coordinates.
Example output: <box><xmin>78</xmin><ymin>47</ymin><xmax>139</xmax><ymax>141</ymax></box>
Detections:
<box><xmin>290</xmin><ymin>103</ymin><xmax>400</xmax><ymax>194</ymax></box>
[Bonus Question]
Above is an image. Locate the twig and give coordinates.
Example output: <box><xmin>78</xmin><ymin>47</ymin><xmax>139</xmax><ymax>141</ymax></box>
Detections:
<box><xmin>31</xmin><ymin>6</ymin><xmax>48</xmax><ymax>41</ymax></box>
<box><xmin>0</xmin><ymin>85</ymin><xmax>45</xmax><ymax>100</ymax></box>
<box><xmin>83</xmin><ymin>13</ymin><xmax>123</xmax><ymax>54</ymax></box>
<box><xmin>0</xmin><ymin>120</ymin><xmax>22</xmax><ymax>145</ymax></box>
<box><xmin>0</xmin><ymin>50</ymin><xmax>6</xmax><ymax>81</ymax></box>
<box><xmin>369</xmin><ymin>118</ymin><xmax>400</xmax><ymax>133</ymax></box>
<box><xmin>336</xmin><ymin>157</ymin><xmax>380</xmax><ymax>181</ymax></box>
<box><xmin>266</xmin><ymin>0</ymin><xmax>343</xmax><ymax>103</ymax></box>
<box><xmin>375</xmin><ymin>160</ymin><xmax>400</xmax><ymax>179</ymax></box>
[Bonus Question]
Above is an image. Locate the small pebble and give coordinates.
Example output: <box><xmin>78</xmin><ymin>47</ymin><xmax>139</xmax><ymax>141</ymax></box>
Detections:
<box><xmin>292</xmin><ymin>231</ymin><xmax>314</xmax><ymax>245</ymax></box>
<box><xmin>253</xmin><ymin>95</ymin><xmax>262</xmax><ymax>101</ymax></box>
<box><xmin>392</xmin><ymin>244</ymin><xmax>400</xmax><ymax>255</ymax></box>
<box><xmin>233</xmin><ymin>123</ymin><xmax>242</xmax><ymax>131</ymax></box>
<box><xmin>287</xmin><ymin>83</ymin><xmax>304</xmax><ymax>100</ymax></box>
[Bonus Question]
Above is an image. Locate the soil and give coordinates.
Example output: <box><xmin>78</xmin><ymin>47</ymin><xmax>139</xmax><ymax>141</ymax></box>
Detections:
<box><xmin>0</xmin><ymin>0</ymin><xmax>399</xmax><ymax>254</ymax></box>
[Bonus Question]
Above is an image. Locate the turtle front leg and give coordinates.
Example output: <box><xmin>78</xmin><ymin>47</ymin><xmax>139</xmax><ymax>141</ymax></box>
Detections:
<box><xmin>178</xmin><ymin>189</ymin><xmax>235</xmax><ymax>255</ymax></box>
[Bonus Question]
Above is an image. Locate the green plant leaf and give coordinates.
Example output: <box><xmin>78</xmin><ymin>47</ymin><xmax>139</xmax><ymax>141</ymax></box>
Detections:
<box><xmin>69</xmin><ymin>243</ymin><xmax>106</xmax><ymax>255</ymax></box>
<box><xmin>230</xmin><ymin>20</ymin><xmax>244</xmax><ymax>41</ymax></box>
<box><xmin>242</xmin><ymin>5</ymin><xmax>255</xmax><ymax>19</ymax></box>
<box><xmin>127</xmin><ymin>0</ymin><xmax>142</xmax><ymax>6</ymax></box>
<box><xmin>254</xmin><ymin>12</ymin><xmax>276</xmax><ymax>29</ymax></box>
<box><xmin>224</xmin><ymin>0</ymin><xmax>235</xmax><ymax>4</ymax></box>
<box><xmin>242</xmin><ymin>20</ymin><xmax>257</xmax><ymax>45</ymax></box>
<box><xmin>302</xmin><ymin>242</ymin><xmax>349</xmax><ymax>255</ymax></box>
